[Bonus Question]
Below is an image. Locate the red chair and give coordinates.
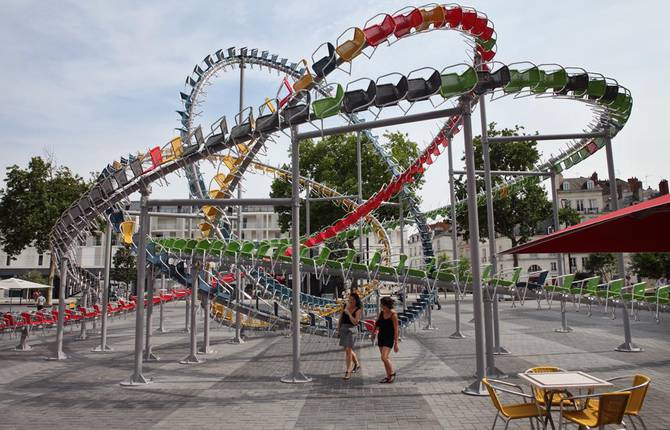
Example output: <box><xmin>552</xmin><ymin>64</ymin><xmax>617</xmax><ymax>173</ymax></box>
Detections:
<box><xmin>21</xmin><ymin>312</ymin><xmax>41</xmax><ymax>329</ymax></box>
<box><xmin>51</xmin><ymin>310</ymin><xmax>71</xmax><ymax>324</ymax></box>
<box><xmin>444</xmin><ymin>5</ymin><xmax>462</xmax><ymax>28</ymax></box>
<box><xmin>460</xmin><ymin>8</ymin><xmax>478</xmax><ymax>31</ymax></box>
<box><xmin>92</xmin><ymin>304</ymin><xmax>103</xmax><ymax>317</ymax></box>
<box><xmin>392</xmin><ymin>7</ymin><xmax>423</xmax><ymax>39</ymax></box>
<box><xmin>65</xmin><ymin>309</ymin><xmax>83</xmax><ymax>322</ymax></box>
<box><xmin>152</xmin><ymin>296</ymin><xmax>161</xmax><ymax>305</ymax></box>
<box><xmin>78</xmin><ymin>306</ymin><xmax>97</xmax><ymax>319</ymax></box>
<box><xmin>363</xmin><ymin>14</ymin><xmax>395</xmax><ymax>47</ymax></box>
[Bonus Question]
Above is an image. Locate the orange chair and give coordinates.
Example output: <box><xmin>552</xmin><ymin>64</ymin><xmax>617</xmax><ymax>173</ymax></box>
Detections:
<box><xmin>560</xmin><ymin>391</ymin><xmax>630</xmax><ymax>429</ymax></box>
<box><xmin>335</xmin><ymin>27</ymin><xmax>366</xmax><ymax>63</ymax></box>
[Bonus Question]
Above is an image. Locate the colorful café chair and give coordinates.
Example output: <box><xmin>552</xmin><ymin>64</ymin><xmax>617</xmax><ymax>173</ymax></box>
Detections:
<box><xmin>482</xmin><ymin>378</ymin><xmax>546</xmax><ymax>430</ymax></box>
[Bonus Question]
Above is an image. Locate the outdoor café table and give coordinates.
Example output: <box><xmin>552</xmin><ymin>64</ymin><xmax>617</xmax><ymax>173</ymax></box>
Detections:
<box><xmin>518</xmin><ymin>371</ymin><xmax>612</xmax><ymax>430</ymax></box>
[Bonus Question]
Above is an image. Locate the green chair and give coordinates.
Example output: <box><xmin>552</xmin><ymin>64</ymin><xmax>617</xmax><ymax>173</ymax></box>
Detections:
<box><xmin>301</xmin><ymin>246</ymin><xmax>331</xmax><ymax>280</ymax></box>
<box><xmin>312</xmin><ymin>84</ymin><xmax>344</xmax><ymax>119</ymax></box>
<box><xmin>324</xmin><ymin>248</ymin><xmax>357</xmax><ymax>280</ymax></box>
<box><xmin>225</xmin><ymin>240</ymin><xmax>241</xmax><ymax>258</ymax></box>
<box><xmin>571</xmin><ymin>276</ymin><xmax>599</xmax><ymax>311</ymax></box>
<box><xmin>595</xmin><ymin>279</ymin><xmax>624</xmax><ymax>316</ymax></box>
<box><xmin>504</xmin><ymin>65</ymin><xmax>541</xmax><ymax>93</ymax></box>
<box><xmin>255</xmin><ymin>241</ymin><xmax>272</xmax><ymax>260</ymax></box>
<box><xmin>239</xmin><ymin>241</ymin><xmax>255</xmax><ymax>259</ymax></box>
<box><xmin>621</xmin><ymin>282</ymin><xmax>647</xmax><ymax>320</ymax></box>
<box><xmin>586</xmin><ymin>75</ymin><xmax>607</xmax><ymax>100</ymax></box>
<box><xmin>532</xmin><ymin>68</ymin><xmax>568</xmax><ymax>94</ymax></box>
<box><xmin>440</xmin><ymin>66</ymin><xmax>478</xmax><ymax>99</ymax></box>
<box><xmin>644</xmin><ymin>285</ymin><xmax>669</xmax><ymax>323</ymax></box>
<box><xmin>210</xmin><ymin>239</ymin><xmax>226</xmax><ymax>256</ymax></box>
<box><xmin>194</xmin><ymin>239</ymin><xmax>212</xmax><ymax>256</ymax></box>
<box><xmin>476</xmin><ymin>36</ymin><xmax>496</xmax><ymax>52</ymax></box>
<box><xmin>378</xmin><ymin>254</ymin><xmax>407</xmax><ymax>281</ymax></box>
<box><xmin>183</xmin><ymin>239</ymin><xmax>198</xmax><ymax>256</ymax></box>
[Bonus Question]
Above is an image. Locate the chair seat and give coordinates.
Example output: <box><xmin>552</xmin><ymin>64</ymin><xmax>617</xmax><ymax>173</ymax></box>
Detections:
<box><xmin>562</xmin><ymin>408</ymin><xmax>599</xmax><ymax>428</ymax></box>
<box><xmin>502</xmin><ymin>402</ymin><xmax>544</xmax><ymax>419</ymax></box>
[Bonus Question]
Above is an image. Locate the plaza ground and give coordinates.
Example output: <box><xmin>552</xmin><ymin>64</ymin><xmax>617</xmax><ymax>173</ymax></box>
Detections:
<box><xmin>1</xmin><ymin>296</ymin><xmax>669</xmax><ymax>429</ymax></box>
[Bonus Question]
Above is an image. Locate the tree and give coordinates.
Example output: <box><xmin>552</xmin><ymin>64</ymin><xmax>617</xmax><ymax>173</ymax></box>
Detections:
<box><xmin>270</xmin><ymin>131</ymin><xmax>422</xmax><ymax>235</ymax></box>
<box><xmin>558</xmin><ymin>207</ymin><xmax>581</xmax><ymax>228</ymax></box>
<box><xmin>629</xmin><ymin>253</ymin><xmax>670</xmax><ymax>280</ymax></box>
<box><xmin>20</xmin><ymin>270</ymin><xmax>48</xmax><ymax>285</ymax></box>
<box><xmin>0</xmin><ymin>157</ymin><xmax>91</xmax><ymax>286</ymax></box>
<box><xmin>111</xmin><ymin>247</ymin><xmax>136</xmax><ymax>287</ymax></box>
<box><xmin>583</xmin><ymin>253</ymin><xmax>617</xmax><ymax>281</ymax></box>
<box><xmin>455</xmin><ymin>123</ymin><xmax>552</xmax><ymax>266</ymax></box>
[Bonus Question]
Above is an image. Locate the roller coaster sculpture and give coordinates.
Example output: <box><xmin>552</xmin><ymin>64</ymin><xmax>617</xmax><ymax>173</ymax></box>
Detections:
<box><xmin>41</xmin><ymin>3</ymin><xmax>656</xmax><ymax>386</ymax></box>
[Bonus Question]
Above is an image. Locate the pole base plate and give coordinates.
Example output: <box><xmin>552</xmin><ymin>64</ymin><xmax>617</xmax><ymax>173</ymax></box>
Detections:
<box><xmin>615</xmin><ymin>342</ymin><xmax>643</xmax><ymax>353</ymax></box>
<box><xmin>486</xmin><ymin>366</ymin><xmax>507</xmax><ymax>379</ymax></box>
<box><xmin>120</xmin><ymin>373</ymin><xmax>151</xmax><ymax>386</ymax></box>
<box><xmin>179</xmin><ymin>354</ymin><xmax>203</xmax><ymax>364</ymax></box>
<box><xmin>92</xmin><ymin>344</ymin><xmax>113</xmax><ymax>352</ymax></box>
<box><xmin>46</xmin><ymin>351</ymin><xmax>68</xmax><ymax>361</ymax></box>
<box><xmin>462</xmin><ymin>379</ymin><xmax>489</xmax><ymax>396</ymax></box>
<box><xmin>198</xmin><ymin>348</ymin><xmax>216</xmax><ymax>354</ymax></box>
<box><xmin>494</xmin><ymin>346</ymin><xmax>511</xmax><ymax>355</ymax></box>
<box><xmin>449</xmin><ymin>331</ymin><xmax>466</xmax><ymax>339</ymax></box>
<box><xmin>554</xmin><ymin>327</ymin><xmax>573</xmax><ymax>333</ymax></box>
<box><xmin>281</xmin><ymin>372</ymin><xmax>312</xmax><ymax>384</ymax></box>
<box><xmin>143</xmin><ymin>352</ymin><xmax>160</xmax><ymax>362</ymax></box>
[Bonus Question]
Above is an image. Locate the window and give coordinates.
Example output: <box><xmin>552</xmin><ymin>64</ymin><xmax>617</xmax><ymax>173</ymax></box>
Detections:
<box><xmin>588</xmin><ymin>199</ymin><xmax>598</xmax><ymax>213</ymax></box>
<box><xmin>562</xmin><ymin>199</ymin><xmax>572</xmax><ymax>209</ymax></box>
<box><xmin>562</xmin><ymin>182</ymin><xmax>570</xmax><ymax>191</ymax></box>
<box><xmin>581</xmin><ymin>257</ymin><xmax>588</xmax><ymax>268</ymax></box>
<box><xmin>38</xmin><ymin>254</ymin><xmax>44</xmax><ymax>266</ymax></box>
<box><xmin>569</xmin><ymin>257</ymin><xmax>577</xmax><ymax>269</ymax></box>
<box><xmin>528</xmin><ymin>264</ymin><xmax>542</xmax><ymax>272</ymax></box>
<box><xmin>576</xmin><ymin>200</ymin><xmax>584</xmax><ymax>211</ymax></box>
<box><xmin>5</xmin><ymin>256</ymin><xmax>10</xmax><ymax>266</ymax></box>
<box><xmin>551</xmin><ymin>262</ymin><xmax>557</xmax><ymax>271</ymax></box>
<box><xmin>586</xmin><ymin>180</ymin><xmax>594</xmax><ymax>190</ymax></box>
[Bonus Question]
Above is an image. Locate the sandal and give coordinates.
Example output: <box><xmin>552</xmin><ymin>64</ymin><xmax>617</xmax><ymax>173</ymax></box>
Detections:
<box><xmin>352</xmin><ymin>363</ymin><xmax>360</xmax><ymax>373</ymax></box>
<box><xmin>379</xmin><ymin>376</ymin><xmax>390</xmax><ymax>384</ymax></box>
<box><xmin>343</xmin><ymin>371</ymin><xmax>352</xmax><ymax>380</ymax></box>
<box><xmin>387</xmin><ymin>373</ymin><xmax>396</xmax><ymax>384</ymax></box>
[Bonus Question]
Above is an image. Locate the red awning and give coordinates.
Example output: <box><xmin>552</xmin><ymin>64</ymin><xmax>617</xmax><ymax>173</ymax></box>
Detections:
<box><xmin>504</xmin><ymin>193</ymin><xmax>670</xmax><ymax>254</ymax></box>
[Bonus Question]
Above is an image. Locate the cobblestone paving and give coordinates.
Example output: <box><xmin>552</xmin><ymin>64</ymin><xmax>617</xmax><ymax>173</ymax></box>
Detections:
<box><xmin>1</xmin><ymin>297</ymin><xmax>669</xmax><ymax>429</ymax></box>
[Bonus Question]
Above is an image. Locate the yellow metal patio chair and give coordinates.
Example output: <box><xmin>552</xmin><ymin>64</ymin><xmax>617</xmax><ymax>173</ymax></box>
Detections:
<box><xmin>483</xmin><ymin>378</ymin><xmax>545</xmax><ymax>429</ymax></box>
<box><xmin>560</xmin><ymin>391</ymin><xmax>630</xmax><ymax>429</ymax></box>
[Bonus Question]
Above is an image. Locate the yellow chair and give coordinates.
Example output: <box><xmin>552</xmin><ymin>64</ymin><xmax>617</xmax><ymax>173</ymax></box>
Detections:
<box><xmin>335</xmin><ymin>27</ymin><xmax>366</xmax><ymax>62</ymax></box>
<box><xmin>119</xmin><ymin>221</ymin><xmax>136</xmax><ymax>245</ymax></box>
<box><xmin>524</xmin><ymin>366</ymin><xmax>569</xmax><ymax>407</ymax></box>
<box><xmin>560</xmin><ymin>391</ymin><xmax>630</xmax><ymax>429</ymax></box>
<box><xmin>589</xmin><ymin>374</ymin><xmax>650</xmax><ymax>429</ymax></box>
<box><xmin>417</xmin><ymin>5</ymin><xmax>446</xmax><ymax>31</ymax></box>
<box><xmin>201</xmin><ymin>205</ymin><xmax>219</xmax><ymax>220</ymax></box>
<box><xmin>483</xmin><ymin>378</ymin><xmax>545</xmax><ymax>429</ymax></box>
<box><xmin>198</xmin><ymin>222</ymin><xmax>213</xmax><ymax>237</ymax></box>
<box><xmin>293</xmin><ymin>59</ymin><xmax>314</xmax><ymax>91</ymax></box>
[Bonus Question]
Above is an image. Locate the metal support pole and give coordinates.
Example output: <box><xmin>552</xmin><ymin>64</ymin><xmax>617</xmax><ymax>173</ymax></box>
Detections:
<box><xmin>550</xmin><ymin>170</ymin><xmax>572</xmax><ymax>333</ymax></box>
<box><xmin>144</xmin><ymin>266</ymin><xmax>159</xmax><ymax>361</ymax></box>
<box><xmin>232</xmin><ymin>54</ymin><xmax>245</xmax><ymax>346</ymax></box>
<box><xmin>461</xmin><ymin>99</ymin><xmax>488</xmax><ymax>396</ymax></box>
<box><xmin>157</xmin><ymin>273</ymin><xmax>168</xmax><ymax>333</ymax></box>
<box><xmin>180</xmin><ymin>260</ymin><xmax>202</xmax><ymax>363</ymax></box>
<box><xmin>121</xmin><ymin>186</ymin><xmax>151</xmax><ymax>385</ymax></box>
<box><xmin>479</xmin><ymin>94</ymin><xmax>509</xmax><ymax>358</ymax></box>
<box><xmin>357</xmin><ymin>132</ymin><xmax>364</xmax><ymax>272</ymax></box>
<box><xmin>305</xmin><ymin>181</ymin><xmax>311</xmax><ymax>295</ymax></box>
<box><xmin>51</xmin><ymin>257</ymin><xmax>68</xmax><ymax>360</ymax></box>
<box><xmin>76</xmin><ymin>285</ymin><xmax>88</xmax><ymax>341</ymax></box>
<box><xmin>199</xmin><ymin>269</ymin><xmax>214</xmax><ymax>354</ymax></box>
<box><xmin>281</xmin><ymin>126</ymin><xmax>311</xmax><ymax>384</ymax></box>
<box><xmin>93</xmin><ymin>222</ymin><xmax>113</xmax><ymax>352</ymax></box>
<box><xmin>605</xmin><ymin>138</ymin><xmax>641</xmax><ymax>352</ymax></box>
<box><xmin>448</xmin><ymin>135</ymin><xmax>465</xmax><ymax>339</ymax></box>
<box><xmin>400</xmin><ymin>197</ymin><xmax>407</xmax><ymax>313</ymax></box>
<box><xmin>183</xmin><ymin>293</ymin><xmax>190</xmax><ymax>333</ymax></box>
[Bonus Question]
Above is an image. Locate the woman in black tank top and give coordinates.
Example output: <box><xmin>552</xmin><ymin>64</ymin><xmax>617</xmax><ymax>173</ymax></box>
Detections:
<box><xmin>372</xmin><ymin>296</ymin><xmax>399</xmax><ymax>383</ymax></box>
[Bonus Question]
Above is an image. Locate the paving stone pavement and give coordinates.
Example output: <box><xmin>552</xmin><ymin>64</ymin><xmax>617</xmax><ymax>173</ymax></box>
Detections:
<box><xmin>1</xmin><ymin>296</ymin><xmax>669</xmax><ymax>429</ymax></box>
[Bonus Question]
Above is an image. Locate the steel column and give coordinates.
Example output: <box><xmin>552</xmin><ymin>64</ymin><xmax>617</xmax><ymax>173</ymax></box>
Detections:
<box><xmin>121</xmin><ymin>186</ymin><xmax>151</xmax><ymax>385</ymax></box>
<box><xmin>357</xmin><ymin>132</ymin><xmax>364</xmax><ymax>270</ymax></box>
<box><xmin>199</xmin><ymin>269</ymin><xmax>213</xmax><ymax>353</ymax></box>
<box><xmin>157</xmin><ymin>273</ymin><xmax>168</xmax><ymax>333</ymax></box>
<box><xmin>605</xmin><ymin>137</ymin><xmax>642</xmax><ymax>352</ymax></box>
<box><xmin>400</xmin><ymin>197</ymin><xmax>407</xmax><ymax>313</ymax></box>
<box><xmin>550</xmin><ymin>170</ymin><xmax>572</xmax><ymax>333</ymax></box>
<box><xmin>51</xmin><ymin>257</ymin><xmax>68</xmax><ymax>360</ymax></box>
<box><xmin>305</xmin><ymin>181</ymin><xmax>311</xmax><ymax>295</ymax></box>
<box><xmin>233</xmin><ymin>54</ymin><xmax>245</xmax><ymax>345</ymax></box>
<box><xmin>144</xmin><ymin>266</ymin><xmax>159</xmax><ymax>361</ymax></box>
<box><xmin>281</xmin><ymin>126</ymin><xmax>311</xmax><ymax>384</ymax></box>
<box><xmin>447</xmin><ymin>140</ymin><xmax>465</xmax><ymax>339</ymax></box>
<box><xmin>180</xmin><ymin>260</ymin><xmax>202</xmax><ymax>363</ymax></box>
<box><xmin>461</xmin><ymin>99</ymin><xmax>488</xmax><ymax>396</ymax></box>
<box><xmin>93</xmin><ymin>222</ymin><xmax>113</xmax><ymax>352</ymax></box>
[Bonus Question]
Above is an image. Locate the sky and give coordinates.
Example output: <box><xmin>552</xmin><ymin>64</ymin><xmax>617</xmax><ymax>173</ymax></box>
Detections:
<box><xmin>1</xmin><ymin>0</ymin><xmax>669</xmax><ymax>213</ymax></box>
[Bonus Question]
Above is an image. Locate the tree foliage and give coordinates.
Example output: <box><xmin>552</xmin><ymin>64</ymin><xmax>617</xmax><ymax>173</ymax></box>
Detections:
<box><xmin>559</xmin><ymin>207</ymin><xmax>581</xmax><ymax>228</ymax></box>
<box><xmin>20</xmin><ymin>270</ymin><xmax>49</xmax><ymax>285</ymax></box>
<box><xmin>270</xmin><ymin>131</ymin><xmax>422</xmax><ymax>234</ymax></box>
<box><xmin>0</xmin><ymin>157</ymin><xmax>90</xmax><ymax>257</ymax></box>
<box><xmin>629</xmin><ymin>253</ymin><xmax>670</xmax><ymax>280</ymax></box>
<box><xmin>454</xmin><ymin>123</ymin><xmax>552</xmax><ymax>264</ymax></box>
<box><xmin>111</xmin><ymin>247</ymin><xmax>136</xmax><ymax>286</ymax></box>
<box><xmin>583</xmin><ymin>253</ymin><xmax>617</xmax><ymax>281</ymax></box>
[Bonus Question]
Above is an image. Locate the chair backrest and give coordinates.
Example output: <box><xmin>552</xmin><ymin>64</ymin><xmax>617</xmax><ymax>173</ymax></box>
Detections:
<box><xmin>561</xmin><ymin>273</ymin><xmax>576</xmax><ymax>290</ymax></box>
<box><xmin>481</xmin><ymin>379</ymin><xmax>504</xmax><ymax>414</ymax></box>
<box><xmin>584</xmin><ymin>276</ymin><xmax>599</xmax><ymax>293</ymax></box>
<box><xmin>626</xmin><ymin>374</ymin><xmax>650</xmax><ymax>415</ymax></box>
<box><xmin>609</xmin><ymin>278</ymin><xmax>624</xmax><ymax>294</ymax></box>
<box><xmin>596</xmin><ymin>392</ymin><xmax>630</xmax><ymax>426</ymax></box>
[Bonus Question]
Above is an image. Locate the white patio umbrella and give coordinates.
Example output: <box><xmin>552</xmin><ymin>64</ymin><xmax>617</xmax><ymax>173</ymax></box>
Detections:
<box><xmin>0</xmin><ymin>277</ymin><xmax>51</xmax><ymax>310</ymax></box>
